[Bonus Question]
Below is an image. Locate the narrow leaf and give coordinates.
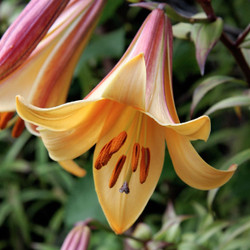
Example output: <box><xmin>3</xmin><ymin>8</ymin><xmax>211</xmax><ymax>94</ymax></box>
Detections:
<box><xmin>191</xmin><ymin>18</ymin><xmax>223</xmax><ymax>75</ymax></box>
<box><xmin>220</xmin><ymin>217</ymin><xmax>250</xmax><ymax>248</ymax></box>
<box><xmin>204</xmin><ymin>95</ymin><xmax>250</xmax><ymax>115</ymax></box>
<box><xmin>191</xmin><ymin>75</ymin><xmax>246</xmax><ymax>116</ymax></box>
<box><xmin>221</xmin><ymin>148</ymin><xmax>250</xmax><ymax>170</ymax></box>
<box><xmin>196</xmin><ymin>221</ymin><xmax>229</xmax><ymax>244</ymax></box>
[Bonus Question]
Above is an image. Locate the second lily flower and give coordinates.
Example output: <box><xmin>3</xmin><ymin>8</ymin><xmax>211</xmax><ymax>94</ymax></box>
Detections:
<box><xmin>0</xmin><ymin>0</ymin><xmax>105</xmax><ymax>138</ymax></box>
<box><xmin>16</xmin><ymin>8</ymin><xmax>237</xmax><ymax>234</ymax></box>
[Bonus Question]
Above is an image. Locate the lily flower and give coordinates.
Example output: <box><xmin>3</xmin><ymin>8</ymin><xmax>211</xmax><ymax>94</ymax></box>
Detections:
<box><xmin>0</xmin><ymin>0</ymin><xmax>106</xmax><ymax>138</ymax></box>
<box><xmin>61</xmin><ymin>221</ymin><xmax>91</xmax><ymax>250</ymax></box>
<box><xmin>0</xmin><ymin>0</ymin><xmax>70</xmax><ymax>80</ymax></box>
<box><xmin>16</xmin><ymin>8</ymin><xmax>237</xmax><ymax>234</ymax></box>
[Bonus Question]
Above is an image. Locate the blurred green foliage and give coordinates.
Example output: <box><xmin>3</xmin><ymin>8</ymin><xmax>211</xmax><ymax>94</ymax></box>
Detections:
<box><xmin>0</xmin><ymin>0</ymin><xmax>249</xmax><ymax>249</ymax></box>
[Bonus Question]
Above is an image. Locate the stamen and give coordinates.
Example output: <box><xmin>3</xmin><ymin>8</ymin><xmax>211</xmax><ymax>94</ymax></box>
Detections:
<box><xmin>95</xmin><ymin>140</ymin><xmax>113</xmax><ymax>169</ymax></box>
<box><xmin>11</xmin><ymin>117</ymin><xmax>25</xmax><ymax>138</ymax></box>
<box><xmin>95</xmin><ymin>131</ymin><xmax>127</xmax><ymax>170</ymax></box>
<box><xmin>109</xmin><ymin>131</ymin><xmax>127</xmax><ymax>154</ymax></box>
<box><xmin>119</xmin><ymin>181</ymin><xmax>130</xmax><ymax>194</ymax></box>
<box><xmin>109</xmin><ymin>155</ymin><xmax>126</xmax><ymax>188</ymax></box>
<box><xmin>131</xmin><ymin>143</ymin><xmax>140</xmax><ymax>172</ymax></box>
<box><xmin>0</xmin><ymin>112</ymin><xmax>14</xmax><ymax>129</ymax></box>
<box><xmin>140</xmin><ymin>147</ymin><xmax>150</xmax><ymax>184</ymax></box>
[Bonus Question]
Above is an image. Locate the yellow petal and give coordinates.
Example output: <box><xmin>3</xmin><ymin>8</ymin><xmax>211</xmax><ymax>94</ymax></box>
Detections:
<box><xmin>16</xmin><ymin>96</ymin><xmax>107</xmax><ymax>132</ymax></box>
<box><xmin>88</xmin><ymin>54</ymin><xmax>146</xmax><ymax>110</ymax></box>
<box><xmin>59</xmin><ymin>160</ymin><xmax>86</xmax><ymax>177</ymax></box>
<box><xmin>94</xmin><ymin>108</ymin><xmax>165</xmax><ymax>234</ymax></box>
<box><xmin>38</xmin><ymin>101</ymin><xmax>124</xmax><ymax>161</ymax></box>
<box><xmin>167</xmin><ymin>115</ymin><xmax>211</xmax><ymax>141</ymax></box>
<box><xmin>165</xmin><ymin>128</ymin><xmax>237</xmax><ymax>190</ymax></box>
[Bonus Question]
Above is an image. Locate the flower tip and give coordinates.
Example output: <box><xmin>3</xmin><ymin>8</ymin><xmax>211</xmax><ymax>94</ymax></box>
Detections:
<box><xmin>15</xmin><ymin>95</ymin><xmax>25</xmax><ymax>107</ymax></box>
<box><xmin>228</xmin><ymin>163</ymin><xmax>238</xmax><ymax>171</ymax></box>
<box><xmin>59</xmin><ymin>160</ymin><xmax>87</xmax><ymax>177</ymax></box>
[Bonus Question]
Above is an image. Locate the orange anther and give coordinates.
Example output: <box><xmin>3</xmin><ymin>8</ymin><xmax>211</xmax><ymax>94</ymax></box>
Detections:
<box><xmin>95</xmin><ymin>140</ymin><xmax>113</xmax><ymax>169</ymax></box>
<box><xmin>131</xmin><ymin>143</ymin><xmax>140</xmax><ymax>172</ymax></box>
<box><xmin>95</xmin><ymin>131</ymin><xmax>127</xmax><ymax>170</ymax></box>
<box><xmin>109</xmin><ymin>131</ymin><xmax>127</xmax><ymax>154</ymax></box>
<box><xmin>11</xmin><ymin>117</ymin><xmax>25</xmax><ymax>138</ymax></box>
<box><xmin>140</xmin><ymin>147</ymin><xmax>150</xmax><ymax>184</ymax></box>
<box><xmin>0</xmin><ymin>112</ymin><xmax>14</xmax><ymax>129</ymax></box>
<box><xmin>109</xmin><ymin>155</ymin><xmax>126</xmax><ymax>188</ymax></box>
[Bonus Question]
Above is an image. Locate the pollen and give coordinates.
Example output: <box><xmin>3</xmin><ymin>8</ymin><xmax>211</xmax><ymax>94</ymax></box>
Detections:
<box><xmin>109</xmin><ymin>155</ymin><xmax>126</xmax><ymax>188</ymax></box>
<box><xmin>131</xmin><ymin>143</ymin><xmax>140</xmax><ymax>172</ymax></box>
<box><xmin>140</xmin><ymin>147</ymin><xmax>150</xmax><ymax>184</ymax></box>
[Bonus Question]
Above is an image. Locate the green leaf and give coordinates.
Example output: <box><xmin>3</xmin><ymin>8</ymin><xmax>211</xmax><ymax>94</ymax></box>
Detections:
<box><xmin>3</xmin><ymin>130</ymin><xmax>31</xmax><ymax>163</ymax></box>
<box><xmin>190</xmin><ymin>75</ymin><xmax>246</xmax><ymax>116</ymax></box>
<box><xmin>164</xmin><ymin>5</ymin><xmax>207</xmax><ymax>24</ymax></box>
<box><xmin>77</xmin><ymin>28</ymin><xmax>125</xmax><ymax>68</ymax></box>
<box><xmin>222</xmin><ymin>238</ymin><xmax>250</xmax><ymax>250</ymax></box>
<box><xmin>9</xmin><ymin>185</ymin><xmax>31</xmax><ymax>244</ymax></box>
<box><xmin>0</xmin><ymin>202</ymin><xmax>11</xmax><ymax>226</ymax></box>
<box><xmin>196</xmin><ymin>221</ymin><xmax>229</xmax><ymax>244</ymax></box>
<box><xmin>221</xmin><ymin>148</ymin><xmax>250</xmax><ymax>170</ymax></box>
<box><xmin>172</xmin><ymin>23</ymin><xmax>192</xmax><ymax>40</ymax></box>
<box><xmin>64</xmin><ymin>170</ymin><xmax>106</xmax><ymax>226</ymax></box>
<box><xmin>239</xmin><ymin>32</ymin><xmax>250</xmax><ymax>49</ymax></box>
<box><xmin>204</xmin><ymin>95</ymin><xmax>250</xmax><ymax>115</ymax></box>
<box><xmin>98</xmin><ymin>0</ymin><xmax>123</xmax><ymax>24</ymax></box>
<box><xmin>30</xmin><ymin>243</ymin><xmax>60</xmax><ymax>250</ymax></box>
<box><xmin>207</xmin><ymin>188</ymin><xmax>219</xmax><ymax>210</ymax></box>
<box><xmin>191</xmin><ymin>18</ymin><xmax>223</xmax><ymax>74</ymax></box>
<box><xmin>219</xmin><ymin>216</ymin><xmax>250</xmax><ymax>249</ymax></box>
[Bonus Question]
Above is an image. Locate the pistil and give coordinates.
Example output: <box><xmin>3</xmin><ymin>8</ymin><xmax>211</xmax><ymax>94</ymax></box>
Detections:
<box><xmin>119</xmin><ymin>181</ymin><xmax>130</xmax><ymax>194</ymax></box>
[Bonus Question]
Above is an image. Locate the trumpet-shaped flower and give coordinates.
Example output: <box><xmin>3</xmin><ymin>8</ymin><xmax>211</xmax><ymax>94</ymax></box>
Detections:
<box><xmin>16</xmin><ymin>8</ymin><xmax>237</xmax><ymax>234</ymax></box>
<box><xmin>0</xmin><ymin>0</ymin><xmax>70</xmax><ymax>80</ymax></box>
<box><xmin>0</xmin><ymin>0</ymin><xmax>105</xmax><ymax>138</ymax></box>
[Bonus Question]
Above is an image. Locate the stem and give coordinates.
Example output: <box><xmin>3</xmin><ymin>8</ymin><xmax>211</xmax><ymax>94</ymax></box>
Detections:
<box><xmin>235</xmin><ymin>24</ymin><xmax>250</xmax><ymax>47</ymax></box>
<box><xmin>196</xmin><ymin>0</ymin><xmax>250</xmax><ymax>84</ymax></box>
<box><xmin>220</xmin><ymin>32</ymin><xmax>250</xmax><ymax>84</ymax></box>
<box><xmin>196</xmin><ymin>0</ymin><xmax>216</xmax><ymax>21</ymax></box>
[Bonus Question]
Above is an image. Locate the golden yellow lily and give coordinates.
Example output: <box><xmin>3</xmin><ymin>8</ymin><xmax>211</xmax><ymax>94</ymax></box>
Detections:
<box><xmin>16</xmin><ymin>8</ymin><xmax>237</xmax><ymax>234</ymax></box>
<box><xmin>0</xmin><ymin>0</ymin><xmax>105</xmax><ymax>137</ymax></box>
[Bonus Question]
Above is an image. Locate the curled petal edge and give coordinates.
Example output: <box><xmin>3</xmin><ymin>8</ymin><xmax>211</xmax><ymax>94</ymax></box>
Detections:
<box><xmin>165</xmin><ymin>128</ymin><xmax>237</xmax><ymax>190</ymax></box>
